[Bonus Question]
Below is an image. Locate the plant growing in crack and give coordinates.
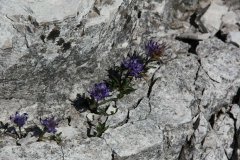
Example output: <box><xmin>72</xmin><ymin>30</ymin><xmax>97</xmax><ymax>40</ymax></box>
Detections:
<box><xmin>89</xmin><ymin>82</ymin><xmax>110</xmax><ymax>101</ymax></box>
<box><xmin>10</xmin><ymin>112</ymin><xmax>28</xmax><ymax>138</ymax></box>
<box><xmin>0</xmin><ymin>112</ymin><xmax>28</xmax><ymax>141</ymax></box>
<box><xmin>95</xmin><ymin>122</ymin><xmax>109</xmax><ymax>137</ymax></box>
<box><xmin>71</xmin><ymin>82</ymin><xmax>113</xmax><ymax>114</ymax></box>
<box><xmin>37</xmin><ymin>116</ymin><xmax>62</xmax><ymax>144</ymax></box>
<box><xmin>87</xmin><ymin>120</ymin><xmax>109</xmax><ymax>137</ymax></box>
<box><xmin>0</xmin><ymin>112</ymin><xmax>62</xmax><ymax>145</ymax></box>
<box><xmin>71</xmin><ymin>40</ymin><xmax>166</xmax><ymax>137</ymax></box>
<box><xmin>115</xmin><ymin>54</ymin><xmax>147</xmax><ymax>97</ymax></box>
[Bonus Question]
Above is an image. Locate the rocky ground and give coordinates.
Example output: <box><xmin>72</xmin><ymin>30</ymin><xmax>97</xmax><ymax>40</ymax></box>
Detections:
<box><xmin>0</xmin><ymin>0</ymin><xmax>240</xmax><ymax>159</ymax></box>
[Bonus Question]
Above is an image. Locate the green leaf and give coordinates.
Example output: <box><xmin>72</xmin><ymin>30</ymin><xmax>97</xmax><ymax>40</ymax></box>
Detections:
<box><xmin>96</xmin><ymin>123</ymin><xmax>108</xmax><ymax>137</ymax></box>
<box><xmin>121</xmin><ymin>85</ymin><xmax>136</xmax><ymax>95</ymax></box>
<box><xmin>49</xmin><ymin>132</ymin><xmax>62</xmax><ymax>145</ymax></box>
<box><xmin>107</xmin><ymin>66</ymin><xmax>122</xmax><ymax>90</ymax></box>
<box><xmin>117</xmin><ymin>93</ymin><xmax>124</xmax><ymax>99</ymax></box>
<box><xmin>121</xmin><ymin>78</ymin><xmax>130</xmax><ymax>87</ymax></box>
<box><xmin>106</xmin><ymin>79</ymin><xmax>119</xmax><ymax>90</ymax></box>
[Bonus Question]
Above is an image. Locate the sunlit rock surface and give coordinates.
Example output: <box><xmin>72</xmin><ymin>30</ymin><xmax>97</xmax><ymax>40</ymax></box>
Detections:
<box><xmin>1</xmin><ymin>0</ymin><xmax>240</xmax><ymax>159</ymax></box>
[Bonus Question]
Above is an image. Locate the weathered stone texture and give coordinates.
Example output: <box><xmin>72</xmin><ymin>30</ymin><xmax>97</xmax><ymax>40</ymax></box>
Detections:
<box><xmin>1</xmin><ymin>0</ymin><xmax>240</xmax><ymax>159</ymax></box>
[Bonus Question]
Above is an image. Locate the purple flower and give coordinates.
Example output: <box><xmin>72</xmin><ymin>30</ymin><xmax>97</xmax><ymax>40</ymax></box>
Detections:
<box><xmin>145</xmin><ymin>40</ymin><xmax>166</xmax><ymax>58</ymax></box>
<box><xmin>90</xmin><ymin>82</ymin><xmax>110</xmax><ymax>101</ymax></box>
<box><xmin>10</xmin><ymin>112</ymin><xmax>28</xmax><ymax>127</ymax></box>
<box><xmin>122</xmin><ymin>55</ymin><xmax>144</xmax><ymax>77</ymax></box>
<box><xmin>41</xmin><ymin>117</ymin><xmax>58</xmax><ymax>134</ymax></box>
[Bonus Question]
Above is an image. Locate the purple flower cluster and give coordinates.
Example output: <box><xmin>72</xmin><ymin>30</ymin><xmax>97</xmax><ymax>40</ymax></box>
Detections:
<box><xmin>145</xmin><ymin>40</ymin><xmax>166</xmax><ymax>58</ymax></box>
<box><xmin>122</xmin><ymin>56</ymin><xmax>144</xmax><ymax>77</ymax></box>
<box><xmin>90</xmin><ymin>82</ymin><xmax>110</xmax><ymax>101</ymax></box>
<box><xmin>10</xmin><ymin>112</ymin><xmax>28</xmax><ymax>127</ymax></box>
<box><xmin>41</xmin><ymin>117</ymin><xmax>58</xmax><ymax>134</ymax></box>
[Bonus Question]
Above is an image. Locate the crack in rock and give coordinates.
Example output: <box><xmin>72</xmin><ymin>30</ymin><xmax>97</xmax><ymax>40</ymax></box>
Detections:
<box><xmin>109</xmin><ymin>109</ymin><xmax>130</xmax><ymax>129</ymax></box>
<box><xmin>203</xmin><ymin>68</ymin><xmax>220</xmax><ymax>84</ymax></box>
<box><xmin>193</xmin><ymin>59</ymin><xmax>201</xmax><ymax>86</ymax></box>
<box><xmin>147</xmin><ymin>64</ymin><xmax>163</xmax><ymax>99</ymax></box>
<box><xmin>1</xmin><ymin>0</ymin><xmax>240</xmax><ymax>160</ymax></box>
<box><xmin>197</xmin><ymin>58</ymin><xmax>220</xmax><ymax>84</ymax></box>
<box><xmin>60</xmin><ymin>146</ymin><xmax>65</xmax><ymax>160</ymax></box>
<box><xmin>132</xmin><ymin>97</ymin><xmax>144</xmax><ymax>109</ymax></box>
<box><xmin>175</xmin><ymin>37</ymin><xmax>199</xmax><ymax>54</ymax></box>
<box><xmin>101</xmin><ymin>137</ymin><xmax>120</xmax><ymax>160</ymax></box>
<box><xmin>227</xmin><ymin>110</ymin><xmax>239</xmax><ymax>160</ymax></box>
<box><xmin>232</xmin><ymin>87</ymin><xmax>240</xmax><ymax>105</ymax></box>
<box><xmin>128</xmin><ymin>97</ymin><xmax>152</xmax><ymax>123</ymax></box>
<box><xmin>147</xmin><ymin>78</ymin><xmax>158</xmax><ymax>98</ymax></box>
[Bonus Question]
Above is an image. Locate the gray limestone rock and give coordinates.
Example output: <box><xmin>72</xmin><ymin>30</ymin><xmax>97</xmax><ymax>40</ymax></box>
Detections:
<box><xmin>103</xmin><ymin>119</ymin><xmax>163</xmax><ymax>160</ymax></box>
<box><xmin>0</xmin><ymin>138</ymin><xmax>112</xmax><ymax>160</ymax></box>
<box><xmin>1</xmin><ymin>0</ymin><xmax>240</xmax><ymax>160</ymax></box>
<box><xmin>201</xmin><ymin>130</ymin><xmax>229</xmax><ymax>160</ymax></box>
<box><xmin>199</xmin><ymin>2</ymin><xmax>228</xmax><ymax>35</ymax></box>
<box><xmin>213</xmin><ymin>114</ymin><xmax>235</xmax><ymax>158</ymax></box>
<box><xmin>150</xmin><ymin>54</ymin><xmax>198</xmax><ymax>125</ymax></box>
<box><xmin>128</xmin><ymin>97</ymin><xmax>150</xmax><ymax>123</ymax></box>
<box><xmin>196</xmin><ymin>38</ymin><xmax>240</xmax><ymax>119</ymax></box>
<box><xmin>222</xmin><ymin>11</ymin><xmax>239</xmax><ymax>26</ymax></box>
<box><xmin>227</xmin><ymin>32</ymin><xmax>240</xmax><ymax>47</ymax></box>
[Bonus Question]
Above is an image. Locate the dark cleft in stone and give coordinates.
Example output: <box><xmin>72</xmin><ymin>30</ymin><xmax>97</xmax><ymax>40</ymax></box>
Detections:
<box><xmin>57</xmin><ymin>38</ymin><xmax>65</xmax><ymax>46</ymax></box>
<box><xmin>62</xmin><ymin>42</ymin><xmax>71</xmax><ymax>51</ymax></box>
<box><xmin>47</xmin><ymin>28</ymin><xmax>60</xmax><ymax>42</ymax></box>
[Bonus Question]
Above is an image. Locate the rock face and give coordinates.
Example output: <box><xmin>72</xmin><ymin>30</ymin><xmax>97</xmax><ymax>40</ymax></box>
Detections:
<box><xmin>200</xmin><ymin>2</ymin><xmax>228</xmax><ymax>35</ymax></box>
<box><xmin>0</xmin><ymin>0</ymin><xmax>240</xmax><ymax>160</ymax></box>
<box><xmin>228</xmin><ymin>32</ymin><xmax>240</xmax><ymax>47</ymax></box>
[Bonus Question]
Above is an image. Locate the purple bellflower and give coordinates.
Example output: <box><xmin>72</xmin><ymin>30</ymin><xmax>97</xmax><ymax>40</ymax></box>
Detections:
<box><xmin>41</xmin><ymin>117</ymin><xmax>58</xmax><ymax>134</ymax></box>
<box><xmin>145</xmin><ymin>40</ymin><xmax>166</xmax><ymax>58</ymax></box>
<box><xmin>90</xmin><ymin>82</ymin><xmax>110</xmax><ymax>101</ymax></box>
<box><xmin>10</xmin><ymin>112</ymin><xmax>28</xmax><ymax>127</ymax></box>
<box><xmin>122</xmin><ymin>55</ymin><xmax>144</xmax><ymax>77</ymax></box>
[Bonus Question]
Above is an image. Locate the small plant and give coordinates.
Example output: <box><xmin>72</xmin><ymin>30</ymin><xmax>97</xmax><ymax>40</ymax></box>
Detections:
<box><xmin>121</xmin><ymin>54</ymin><xmax>145</xmax><ymax>78</ymax></box>
<box><xmin>0</xmin><ymin>40</ymin><xmax>166</xmax><ymax>144</ymax></box>
<box><xmin>95</xmin><ymin>122</ymin><xmax>108</xmax><ymax>137</ymax></box>
<box><xmin>71</xmin><ymin>40</ymin><xmax>166</xmax><ymax>137</ymax></box>
<box><xmin>40</xmin><ymin>116</ymin><xmax>58</xmax><ymax>133</ymax></box>
<box><xmin>0</xmin><ymin>112</ymin><xmax>28</xmax><ymax>140</ymax></box>
<box><xmin>0</xmin><ymin>112</ymin><xmax>62</xmax><ymax>145</ymax></box>
<box><xmin>34</xmin><ymin>116</ymin><xmax>62</xmax><ymax>144</ymax></box>
<box><xmin>10</xmin><ymin>112</ymin><xmax>28</xmax><ymax>138</ymax></box>
<box><xmin>89</xmin><ymin>82</ymin><xmax>110</xmax><ymax>101</ymax></box>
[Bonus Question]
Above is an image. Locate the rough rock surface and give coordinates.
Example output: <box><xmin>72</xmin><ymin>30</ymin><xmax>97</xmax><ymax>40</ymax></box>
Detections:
<box><xmin>0</xmin><ymin>0</ymin><xmax>240</xmax><ymax>160</ymax></box>
<box><xmin>200</xmin><ymin>2</ymin><xmax>228</xmax><ymax>35</ymax></box>
<box><xmin>228</xmin><ymin>32</ymin><xmax>240</xmax><ymax>47</ymax></box>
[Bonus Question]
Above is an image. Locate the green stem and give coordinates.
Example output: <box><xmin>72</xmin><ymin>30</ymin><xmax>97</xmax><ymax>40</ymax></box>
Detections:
<box><xmin>19</xmin><ymin>126</ymin><xmax>22</xmax><ymax>138</ymax></box>
<box><xmin>144</xmin><ymin>58</ymin><xmax>151</xmax><ymax>68</ymax></box>
<box><xmin>38</xmin><ymin>129</ymin><xmax>47</xmax><ymax>142</ymax></box>
<box><xmin>89</xmin><ymin>100</ymin><xmax>98</xmax><ymax>113</ymax></box>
